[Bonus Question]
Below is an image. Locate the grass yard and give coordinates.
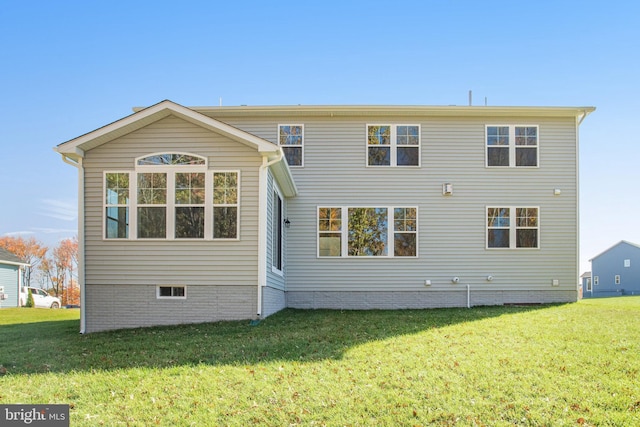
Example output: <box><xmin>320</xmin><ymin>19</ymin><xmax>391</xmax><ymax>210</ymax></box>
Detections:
<box><xmin>1</xmin><ymin>299</ymin><xmax>639</xmax><ymax>426</ymax></box>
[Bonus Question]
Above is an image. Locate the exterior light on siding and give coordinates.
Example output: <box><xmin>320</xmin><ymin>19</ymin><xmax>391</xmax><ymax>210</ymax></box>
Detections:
<box><xmin>486</xmin><ymin>275</ymin><xmax>494</xmax><ymax>281</ymax></box>
<box><xmin>284</xmin><ymin>218</ymin><xmax>291</xmax><ymax>228</ymax></box>
<box><xmin>443</xmin><ymin>183</ymin><xmax>453</xmax><ymax>195</ymax></box>
<box><xmin>553</xmin><ymin>188</ymin><xmax>562</xmax><ymax>195</ymax></box>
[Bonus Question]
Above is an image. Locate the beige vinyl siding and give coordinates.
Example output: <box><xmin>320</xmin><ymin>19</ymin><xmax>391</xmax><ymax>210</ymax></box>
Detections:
<box><xmin>83</xmin><ymin>115</ymin><xmax>262</xmax><ymax>287</ymax></box>
<box><xmin>219</xmin><ymin>114</ymin><xmax>578</xmax><ymax>296</ymax></box>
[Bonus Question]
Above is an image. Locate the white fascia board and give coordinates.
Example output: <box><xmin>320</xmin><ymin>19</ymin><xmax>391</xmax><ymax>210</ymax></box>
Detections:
<box><xmin>192</xmin><ymin>105</ymin><xmax>596</xmax><ymax>120</ymax></box>
<box><xmin>0</xmin><ymin>260</ymin><xmax>31</xmax><ymax>268</ymax></box>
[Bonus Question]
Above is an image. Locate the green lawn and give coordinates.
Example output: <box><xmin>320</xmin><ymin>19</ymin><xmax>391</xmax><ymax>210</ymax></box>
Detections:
<box><xmin>1</xmin><ymin>299</ymin><xmax>639</xmax><ymax>426</ymax></box>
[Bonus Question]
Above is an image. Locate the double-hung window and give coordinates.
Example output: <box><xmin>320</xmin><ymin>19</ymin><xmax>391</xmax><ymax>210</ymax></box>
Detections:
<box><xmin>487</xmin><ymin>207</ymin><xmax>539</xmax><ymax>249</ymax></box>
<box><xmin>213</xmin><ymin>172</ymin><xmax>239</xmax><ymax>239</ymax></box>
<box><xmin>486</xmin><ymin>125</ymin><xmax>538</xmax><ymax>167</ymax></box>
<box><xmin>367</xmin><ymin>125</ymin><xmax>420</xmax><ymax>166</ymax></box>
<box><xmin>318</xmin><ymin>206</ymin><xmax>417</xmax><ymax>257</ymax></box>
<box><xmin>103</xmin><ymin>153</ymin><xmax>239</xmax><ymax>240</ymax></box>
<box><xmin>105</xmin><ymin>172</ymin><xmax>130</xmax><ymax>238</ymax></box>
<box><xmin>278</xmin><ymin>124</ymin><xmax>303</xmax><ymax>167</ymax></box>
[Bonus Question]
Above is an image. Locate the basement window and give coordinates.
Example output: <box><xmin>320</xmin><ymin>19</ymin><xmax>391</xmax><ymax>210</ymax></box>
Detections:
<box><xmin>157</xmin><ymin>286</ymin><xmax>186</xmax><ymax>299</ymax></box>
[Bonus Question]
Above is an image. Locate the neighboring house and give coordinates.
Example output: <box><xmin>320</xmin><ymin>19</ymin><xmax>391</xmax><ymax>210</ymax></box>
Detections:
<box><xmin>584</xmin><ymin>241</ymin><xmax>640</xmax><ymax>298</ymax></box>
<box><xmin>579</xmin><ymin>271</ymin><xmax>591</xmax><ymax>299</ymax></box>
<box><xmin>55</xmin><ymin>100</ymin><xmax>595</xmax><ymax>333</ymax></box>
<box><xmin>0</xmin><ymin>248</ymin><xmax>29</xmax><ymax>308</ymax></box>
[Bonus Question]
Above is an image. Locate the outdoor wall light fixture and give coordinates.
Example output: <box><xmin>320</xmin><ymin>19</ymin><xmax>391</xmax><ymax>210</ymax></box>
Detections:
<box><xmin>284</xmin><ymin>218</ymin><xmax>291</xmax><ymax>228</ymax></box>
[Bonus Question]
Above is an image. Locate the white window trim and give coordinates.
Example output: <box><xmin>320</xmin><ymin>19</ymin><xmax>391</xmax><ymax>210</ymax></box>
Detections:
<box><xmin>278</xmin><ymin>124</ymin><xmax>304</xmax><ymax>168</ymax></box>
<box><xmin>156</xmin><ymin>285</ymin><xmax>187</xmax><ymax>299</ymax></box>
<box><xmin>593</xmin><ymin>276</ymin><xmax>599</xmax><ymax>286</ymax></box>
<box><xmin>212</xmin><ymin>170</ymin><xmax>241</xmax><ymax>241</ymax></box>
<box><xmin>485</xmin><ymin>125</ymin><xmax>539</xmax><ymax>168</ymax></box>
<box><xmin>271</xmin><ymin>183</ymin><xmax>285</xmax><ymax>275</ymax></box>
<box><xmin>366</xmin><ymin>124</ymin><xmax>421</xmax><ymax>167</ymax></box>
<box><xmin>316</xmin><ymin>206</ymin><xmax>419</xmax><ymax>258</ymax></box>
<box><xmin>133</xmin><ymin>152</ymin><xmax>208</xmax><ymax>240</ymax></box>
<box><xmin>586</xmin><ymin>278</ymin><xmax>592</xmax><ymax>292</ymax></box>
<box><xmin>103</xmin><ymin>170</ymin><xmax>132</xmax><ymax>240</ymax></box>
<box><xmin>486</xmin><ymin>206</ymin><xmax>540</xmax><ymax>250</ymax></box>
<box><xmin>103</xmin><ymin>153</ymin><xmax>241</xmax><ymax>241</ymax></box>
<box><xmin>624</xmin><ymin>259</ymin><xmax>631</xmax><ymax>267</ymax></box>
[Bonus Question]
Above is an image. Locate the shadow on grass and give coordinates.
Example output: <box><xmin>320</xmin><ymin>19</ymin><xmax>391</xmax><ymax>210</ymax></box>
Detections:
<box><xmin>0</xmin><ymin>305</ymin><xmax>557</xmax><ymax>374</ymax></box>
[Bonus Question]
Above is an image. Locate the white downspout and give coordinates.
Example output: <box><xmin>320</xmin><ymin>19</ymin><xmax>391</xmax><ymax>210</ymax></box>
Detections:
<box><xmin>61</xmin><ymin>154</ymin><xmax>86</xmax><ymax>333</ymax></box>
<box><xmin>257</xmin><ymin>150</ymin><xmax>284</xmax><ymax>317</ymax></box>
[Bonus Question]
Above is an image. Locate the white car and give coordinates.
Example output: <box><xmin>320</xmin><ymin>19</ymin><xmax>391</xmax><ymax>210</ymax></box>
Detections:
<box><xmin>20</xmin><ymin>287</ymin><xmax>61</xmax><ymax>309</ymax></box>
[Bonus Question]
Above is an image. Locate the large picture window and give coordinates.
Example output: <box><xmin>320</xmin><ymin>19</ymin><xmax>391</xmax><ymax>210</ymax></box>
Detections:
<box><xmin>104</xmin><ymin>153</ymin><xmax>240</xmax><ymax>241</ymax></box>
<box><xmin>486</xmin><ymin>125</ymin><xmax>538</xmax><ymax>167</ymax></box>
<box><xmin>278</xmin><ymin>124</ymin><xmax>303</xmax><ymax>167</ymax></box>
<box><xmin>318</xmin><ymin>206</ymin><xmax>418</xmax><ymax>257</ymax></box>
<box><xmin>487</xmin><ymin>206</ymin><xmax>539</xmax><ymax>249</ymax></box>
<box><xmin>367</xmin><ymin>125</ymin><xmax>420</xmax><ymax>167</ymax></box>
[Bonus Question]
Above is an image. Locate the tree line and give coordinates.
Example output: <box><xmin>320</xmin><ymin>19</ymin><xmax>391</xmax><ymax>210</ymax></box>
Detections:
<box><xmin>0</xmin><ymin>236</ymin><xmax>79</xmax><ymax>306</ymax></box>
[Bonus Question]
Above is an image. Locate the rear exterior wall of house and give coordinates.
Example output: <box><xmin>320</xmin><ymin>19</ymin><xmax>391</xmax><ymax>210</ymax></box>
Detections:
<box><xmin>216</xmin><ymin>112</ymin><xmax>579</xmax><ymax>309</ymax></box>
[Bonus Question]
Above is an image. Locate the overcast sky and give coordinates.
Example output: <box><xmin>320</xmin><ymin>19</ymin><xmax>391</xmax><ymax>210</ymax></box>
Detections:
<box><xmin>1</xmin><ymin>0</ymin><xmax>638</xmax><ymax>275</ymax></box>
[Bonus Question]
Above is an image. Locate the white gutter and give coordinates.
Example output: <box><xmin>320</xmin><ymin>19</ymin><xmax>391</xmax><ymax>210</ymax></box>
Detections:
<box><xmin>60</xmin><ymin>154</ymin><xmax>86</xmax><ymax>333</ymax></box>
<box><xmin>257</xmin><ymin>150</ymin><xmax>285</xmax><ymax>317</ymax></box>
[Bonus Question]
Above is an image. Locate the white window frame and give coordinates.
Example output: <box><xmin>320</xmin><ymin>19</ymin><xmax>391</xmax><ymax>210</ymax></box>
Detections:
<box><xmin>485</xmin><ymin>125</ymin><xmax>539</xmax><ymax>168</ymax></box>
<box><xmin>317</xmin><ymin>206</ymin><xmax>418</xmax><ymax>258</ymax></box>
<box><xmin>104</xmin><ymin>171</ymin><xmax>131</xmax><ymax>240</ymax></box>
<box><xmin>366</xmin><ymin>124</ymin><xmax>421</xmax><ymax>167</ymax></box>
<box><xmin>278</xmin><ymin>124</ymin><xmax>304</xmax><ymax>167</ymax></box>
<box><xmin>135</xmin><ymin>155</ymin><xmax>207</xmax><ymax>240</ymax></box>
<box><xmin>624</xmin><ymin>259</ymin><xmax>631</xmax><ymax>268</ymax></box>
<box><xmin>615</xmin><ymin>275</ymin><xmax>621</xmax><ymax>285</ymax></box>
<box><xmin>586</xmin><ymin>277</ymin><xmax>592</xmax><ymax>292</ymax></box>
<box><xmin>212</xmin><ymin>170</ymin><xmax>241</xmax><ymax>240</ymax></box>
<box><xmin>156</xmin><ymin>285</ymin><xmax>187</xmax><ymax>299</ymax></box>
<box><xmin>271</xmin><ymin>186</ymin><xmax>284</xmax><ymax>274</ymax></box>
<box><xmin>103</xmin><ymin>153</ymin><xmax>241</xmax><ymax>241</ymax></box>
<box><xmin>486</xmin><ymin>206</ymin><xmax>540</xmax><ymax>249</ymax></box>
<box><xmin>593</xmin><ymin>276</ymin><xmax>599</xmax><ymax>286</ymax></box>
